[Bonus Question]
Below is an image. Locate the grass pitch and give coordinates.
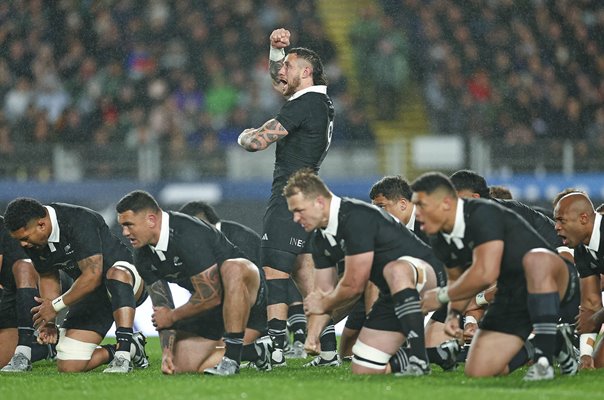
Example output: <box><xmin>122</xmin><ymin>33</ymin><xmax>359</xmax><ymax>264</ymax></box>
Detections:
<box><xmin>1</xmin><ymin>337</ymin><xmax>602</xmax><ymax>400</ymax></box>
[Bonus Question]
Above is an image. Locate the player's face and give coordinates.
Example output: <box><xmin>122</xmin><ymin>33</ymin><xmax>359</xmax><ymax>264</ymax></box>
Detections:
<box><xmin>372</xmin><ymin>194</ymin><xmax>405</xmax><ymax>222</ymax></box>
<box><xmin>10</xmin><ymin>220</ymin><xmax>49</xmax><ymax>249</ymax></box>
<box><xmin>553</xmin><ymin>205</ymin><xmax>583</xmax><ymax>247</ymax></box>
<box><xmin>118</xmin><ymin>210</ymin><xmax>154</xmax><ymax>249</ymax></box>
<box><xmin>287</xmin><ymin>192</ymin><xmax>324</xmax><ymax>232</ymax></box>
<box><xmin>411</xmin><ymin>191</ymin><xmax>448</xmax><ymax>235</ymax></box>
<box><xmin>279</xmin><ymin>54</ymin><xmax>305</xmax><ymax>97</ymax></box>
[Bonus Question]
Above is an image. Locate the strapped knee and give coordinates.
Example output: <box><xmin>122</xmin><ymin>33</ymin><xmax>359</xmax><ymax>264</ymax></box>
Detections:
<box><xmin>352</xmin><ymin>340</ymin><xmax>392</xmax><ymax>370</ymax></box>
<box><xmin>56</xmin><ymin>329</ymin><xmax>98</xmax><ymax>361</ymax></box>
<box><xmin>106</xmin><ymin>279</ymin><xmax>136</xmax><ymax>310</ymax></box>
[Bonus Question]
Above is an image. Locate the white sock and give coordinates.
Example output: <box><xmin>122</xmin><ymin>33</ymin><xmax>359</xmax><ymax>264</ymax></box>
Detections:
<box><xmin>320</xmin><ymin>350</ymin><xmax>337</xmax><ymax>360</ymax></box>
<box><xmin>15</xmin><ymin>345</ymin><xmax>32</xmax><ymax>360</ymax></box>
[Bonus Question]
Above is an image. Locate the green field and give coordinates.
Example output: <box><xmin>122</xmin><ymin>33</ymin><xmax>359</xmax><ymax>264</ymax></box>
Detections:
<box><xmin>1</xmin><ymin>337</ymin><xmax>602</xmax><ymax>400</ymax></box>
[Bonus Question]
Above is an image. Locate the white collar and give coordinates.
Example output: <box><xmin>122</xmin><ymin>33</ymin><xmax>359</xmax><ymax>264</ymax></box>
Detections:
<box><xmin>406</xmin><ymin>205</ymin><xmax>416</xmax><ymax>231</ymax></box>
<box><xmin>215</xmin><ymin>221</ymin><xmax>222</xmax><ymax>231</ymax></box>
<box><xmin>442</xmin><ymin>199</ymin><xmax>465</xmax><ymax>244</ymax></box>
<box><xmin>587</xmin><ymin>212</ymin><xmax>602</xmax><ymax>253</ymax></box>
<box><xmin>288</xmin><ymin>85</ymin><xmax>327</xmax><ymax>101</ymax></box>
<box><xmin>153</xmin><ymin>211</ymin><xmax>170</xmax><ymax>252</ymax></box>
<box><xmin>323</xmin><ymin>195</ymin><xmax>341</xmax><ymax>237</ymax></box>
<box><xmin>45</xmin><ymin>206</ymin><xmax>60</xmax><ymax>243</ymax></box>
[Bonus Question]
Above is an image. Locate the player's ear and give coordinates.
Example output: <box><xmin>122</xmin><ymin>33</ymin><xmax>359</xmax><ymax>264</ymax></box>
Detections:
<box><xmin>146</xmin><ymin>213</ymin><xmax>156</xmax><ymax>228</ymax></box>
<box><xmin>399</xmin><ymin>198</ymin><xmax>408</xmax><ymax>211</ymax></box>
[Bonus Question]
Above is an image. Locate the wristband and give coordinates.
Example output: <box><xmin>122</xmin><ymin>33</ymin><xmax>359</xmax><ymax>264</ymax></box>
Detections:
<box><xmin>580</xmin><ymin>333</ymin><xmax>597</xmax><ymax>357</ymax></box>
<box><xmin>52</xmin><ymin>296</ymin><xmax>67</xmax><ymax>312</ymax></box>
<box><xmin>464</xmin><ymin>315</ymin><xmax>477</xmax><ymax>327</ymax></box>
<box><xmin>475</xmin><ymin>291</ymin><xmax>488</xmax><ymax>306</ymax></box>
<box><xmin>269</xmin><ymin>47</ymin><xmax>285</xmax><ymax>62</ymax></box>
<box><xmin>436</xmin><ymin>286</ymin><xmax>450</xmax><ymax>304</ymax></box>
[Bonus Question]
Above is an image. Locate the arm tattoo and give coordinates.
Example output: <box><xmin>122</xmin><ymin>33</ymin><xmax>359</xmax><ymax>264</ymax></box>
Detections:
<box><xmin>239</xmin><ymin>119</ymin><xmax>288</xmax><ymax>151</ymax></box>
<box><xmin>269</xmin><ymin>59</ymin><xmax>283</xmax><ymax>85</ymax></box>
<box><xmin>189</xmin><ymin>264</ymin><xmax>222</xmax><ymax>305</ymax></box>
<box><xmin>148</xmin><ymin>280</ymin><xmax>176</xmax><ymax>350</ymax></box>
<box><xmin>79</xmin><ymin>255</ymin><xmax>103</xmax><ymax>275</ymax></box>
<box><xmin>148</xmin><ymin>280</ymin><xmax>175</xmax><ymax>309</ymax></box>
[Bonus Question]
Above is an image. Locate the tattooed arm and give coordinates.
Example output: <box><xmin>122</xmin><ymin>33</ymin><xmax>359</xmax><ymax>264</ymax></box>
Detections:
<box><xmin>238</xmin><ymin>119</ymin><xmax>289</xmax><ymax>152</ymax></box>
<box><xmin>152</xmin><ymin>264</ymin><xmax>223</xmax><ymax>330</ymax></box>
<box><xmin>147</xmin><ymin>280</ymin><xmax>176</xmax><ymax>349</ymax></box>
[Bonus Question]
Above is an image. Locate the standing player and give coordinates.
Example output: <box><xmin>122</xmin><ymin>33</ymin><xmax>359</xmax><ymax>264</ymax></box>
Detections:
<box><xmin>116</xmin><ymin>191</ymin><xmax>269</xmax><ymax>375</ymax></box>
<box><xmin>0</xmin><ymin>216</ymin><xmax>54</xmax><ymax>372</ymax></box>
<box><xmin>284</xmin><ymin>170</ymin><xmax>447</xmax><ymax>376</ymax></box>
<box><xmin>553</xmin><ymin>192</ymin><xmax>604</xmax><ymax>369</ymax></box>
<box><xmin>4</xmin><ymin>198</ymin><xmax>148</xmax><ymax>373</ymax></box>
<box><xmin>412</xmin><ymin>173</ymin><xmax>579</xmax><ymax>381</ymax></box>
<box><xmin>238</xmin><ymin>28</ymin><xmax>334</xmax><ymax>365</ymax></box>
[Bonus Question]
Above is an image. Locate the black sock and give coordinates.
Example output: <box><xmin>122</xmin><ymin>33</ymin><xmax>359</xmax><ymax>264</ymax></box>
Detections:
<box><xmin>115</xmin><ymin>327</ymin><xmax>134</xmax><ymax>354</ymax></box>
<box><xmin>527</xmin><ymin>292</ymin><xmax>559</xmax><ymax>364</ymax></box>
<box><xmin>30</xmin><ymin>343</ymin><xmax>50</xmax><ymax>362</ymax></box>
<box><xmin>224</xmin><ymin>332</ymin><xmax>244</xmax><ymax>364</ymax></box>
<box><xmin>268</xmin><ymin>319</ymin><xmax>287</xmax><ymax>350</ymax></box>
<box><xmin>392</xmin><ymin>288</ymin><xmax>428</xmax><ymax>362</ymax></box>
<box><xmin>288</xmin><ymin>304</ymin><xmax>307</xmax><ymax>343</ymax></box>
<box><xmin>320</xmin><ymin>322</ymin><xmax>337</xmax><ymax>353</ymax></box>
<box><xmin>102</xmin><ymin>344</ymin><xmax>116</xmax><ymax>363</ymax></box>
<box><xmin>508</xmin><ymin>340</ymin><xmax>534</xmax><ymax>372</ymax></box>
<box><xmin>241</xmin><ymin>343</ymin><xmax>258</xmax><ymax>362</ymax></box>
<box><xmin>389</xmin><ymin>347</ymin><xmax>410</xmax><ymax>373</ymax></box>
<box><xmin>16</xmin><ymin>288</ymin><xmax>38</xmax><ymax>349</ymax></box>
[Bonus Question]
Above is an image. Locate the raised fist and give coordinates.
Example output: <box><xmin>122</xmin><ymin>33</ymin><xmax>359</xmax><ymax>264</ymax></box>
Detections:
<box><xmin>270</xmin><ymin>28</ymin><xmax>290</xmax><ymax>49</ymax></box>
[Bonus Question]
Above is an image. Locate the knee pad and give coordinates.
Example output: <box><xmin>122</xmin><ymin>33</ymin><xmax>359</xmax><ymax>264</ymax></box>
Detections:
<box><xmin>111</xmin><ymin>261</ymin><xmax>143</xmax><ymax>294</ymax></box>
<box><xmin>261</xmin><ymin>248</ymin><xmax>297</xmax><ymax>274</ymax></box>
<box><xmin>287</xmin><ymin>279</ymin><xmax>303</xmax><ymax>303</ymax></box>
<box><xmin>352</xmin><ymin>340</ymin><xmax>392</xmax><ymax>370</ymax></box>
<box><xmin>56</xmin><ymin>329</ymin><xmax>98</xmax><ymax>361</ymax></box>
<box><xmin>266</xmin><ymin>278</ymin><xmax>290</xmax><ymax>305</ymax></box>
<box><xmin>105</xmin><ymin>279</ymin><xmax>136</xmax><ymax>310</ymax></box>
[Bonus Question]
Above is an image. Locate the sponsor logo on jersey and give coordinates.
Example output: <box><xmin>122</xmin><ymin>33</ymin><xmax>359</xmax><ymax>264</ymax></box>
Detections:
<box><xmin>290</xmin><ymin>237</ymin><xmax>305</xmax><ymax>248</ymax></box>
<box><xmin>261</xmin><ymin>233</ymin><xmax>268</xmax><ymax>241</ymax></box>
<box><xmin>173</xmin><ymin>256</ymin><xmax>182</xmax><ymax>268</ymax></box>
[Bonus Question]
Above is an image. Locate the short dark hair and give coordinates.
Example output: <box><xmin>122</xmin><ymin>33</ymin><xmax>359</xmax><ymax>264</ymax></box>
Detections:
<box><xmin>489</xmin><ymin>185</ymin><xmax>513</xmax><ymax>200</ymax></box>
<box><xmin>179</xmin><ymin>201</ymin><xmax>220</xmax><ymax>224</ymax></box>
<box><xmin>4</xmin><ymin>198</ymin><xmax>46</xmax><ymax>231</ymax></box>
<box><xmin>288</xmin><ymin>47</ymin><xmax>327</xmax><ymax>86</ymax></box>
<box><xmin>449</xmin><ymin>170</ymin><xmax>490</xmax><ymax>198</ymax></box>
<box><xmin>116</xmin><ymin>190</ymin><xmax>160</xmax><ymax>214</ymax></box>
<box><xmin>410</xmin><ymin>172</ymin><xmax>457</xmax><ymax>197</ymax></box>
<box><xmin>369</xmin><ymin>175</ymin><xmax>412</xmax><ymax>201</ymax></box>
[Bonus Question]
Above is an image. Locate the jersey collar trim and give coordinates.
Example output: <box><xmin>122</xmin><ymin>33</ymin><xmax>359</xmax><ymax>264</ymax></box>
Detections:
<box><xmin>287</xmin><ymin>85</ymin><xmax>327</xmax><ymax>101</ymax></box>
<box><xmin>406</xmin><ymin>205</ymin><xmax>416</xmax><ymax>230</ymax></box>
<box><xmin>586</xmin><ymin>212</ymin><xmax>602</xmax><ymax>254</ymax></box>
<box><xmin>442</xmin><ymin>199</ymin><xmax>465</xmax><ymax>244</ymax></box>
<box><xmin>216</xmin><ymin>221</ymin><xmax>222</xmax><ymax>231</ymax></box>
<box><xmin>324</xmin><ymin>195</ymin><xmax>341</xmax><ymax>237</ymax></box>
<box><xmin>155</xmin><ymin>211</ymin><xmax>170</xmax><ymax>252</ymax></box>
<box><xmin>45</xmin><ymin>206</ymin><xmax>60</xmax><ymax>244</ymax></box>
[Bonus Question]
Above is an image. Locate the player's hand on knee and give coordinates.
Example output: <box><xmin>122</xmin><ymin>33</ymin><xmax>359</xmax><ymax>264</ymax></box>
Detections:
<box><xmin>37</xmin><ymin>322</ymin><xmax>58</xmax><ymax>345</ymax></box>
<box><xmin>152</xmin><ymin>306</ymin><xmax>175</xmax><ymax>330</ymax></box>
<box><xmin>270</xmin><ymin>28</ymin><xmax>290</xmax><ymax>48</ymax></box>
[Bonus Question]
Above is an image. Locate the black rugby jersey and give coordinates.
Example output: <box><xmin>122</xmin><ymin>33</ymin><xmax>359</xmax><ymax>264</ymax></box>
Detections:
<box><xmin>493</xmin><ymin>198</ymin><xmax>563</xmax><ymax>248</ymax></box>
<box><xmin>430</xmin><ymin>198</ymin><xmax>554</xmax><ymax>291</ymax></box>
<box><xmin>574</xmin><ymin>213</ymin><xmax>604</xmax><ymax>278</ymax></box>
<box><xmin>133</xmin><ymin>211</ymin><xmax>245</xmax><ymax>294</ymax></box>
<box><xmin>219</xmin><ymin>220</ymin><xmax>261</xmax><ymax>267</ymax></box>
<box><xmin>0</xmin><ymin>216</ymin><xmax>28</xmax><ymax>289</ymax></box>
<box><xmin>310</xmin><ymin>196</ymin><xmax>445</xmax><ymax>294</ymax></box>
<box><xmin>273</xmin><ymin>86</ymin><xmax>335</xmax><ymax>195</ymax></box>
<box><xmin>23</xmin><ymin>203</ymin><xmax>132</xmax><ymax>280</ymax></box>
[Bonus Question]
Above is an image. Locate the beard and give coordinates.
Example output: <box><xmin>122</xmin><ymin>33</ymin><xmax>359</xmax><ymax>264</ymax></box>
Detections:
<box><xmin>283</xmin><ymin>75</ymin><xmax>301</xmax><ymax>97</ymax></box>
